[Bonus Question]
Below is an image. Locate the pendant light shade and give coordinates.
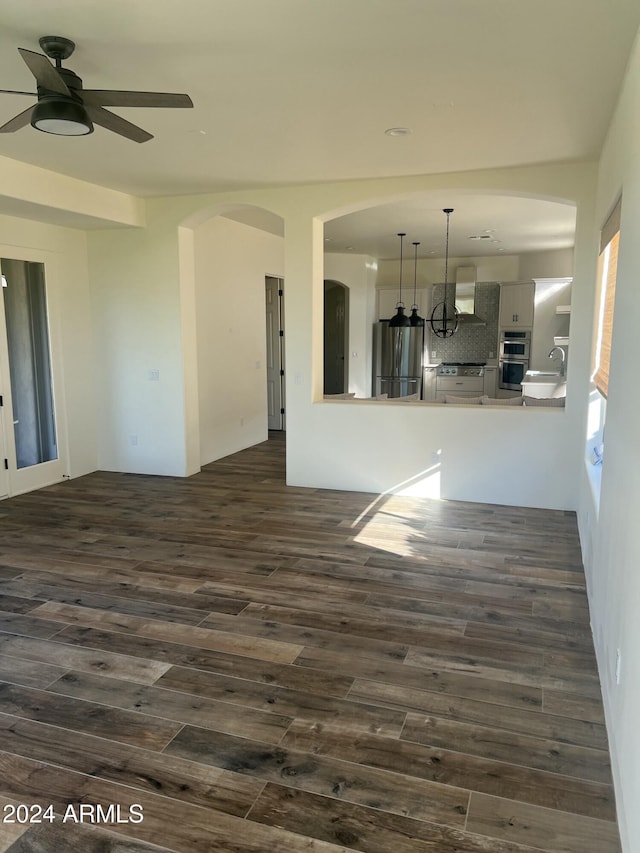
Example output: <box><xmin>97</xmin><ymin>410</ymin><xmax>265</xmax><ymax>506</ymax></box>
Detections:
<box><xmin>409</xmin><ymin>241</ymin><xmax>424</xmax><ymax>327</ymax></box>
<box><xmin>430</xmin><ymin>208</ymin><xmax>459</xmax><ymax>338</ymax></box>
<box><xmin>389</xmin><ymin>232</ymin><xmax>410</xmax><ymax>327</ymax></box>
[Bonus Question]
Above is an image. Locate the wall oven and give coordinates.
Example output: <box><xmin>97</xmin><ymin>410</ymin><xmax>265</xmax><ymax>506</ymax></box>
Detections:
<box><xmin>499</xmin><ymin>329</ymin><xmax>531</xmax><ymax>360</ymax></box>
<box><xmin>499</xmin><ymin>330</ymin><xmax>530</xmax><ymax>391</ymax></box>
<box><xmin>499</xmin><ymin>358</ymin><xmax>529</xmax><ymax>390</ymax></box>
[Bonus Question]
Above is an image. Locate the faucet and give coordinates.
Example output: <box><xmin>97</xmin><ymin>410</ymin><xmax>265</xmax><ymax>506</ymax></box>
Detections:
<box><xmin>548</xmin><ymin>346</ymin><xmax>566</xmax><ymax>376</ymax></box>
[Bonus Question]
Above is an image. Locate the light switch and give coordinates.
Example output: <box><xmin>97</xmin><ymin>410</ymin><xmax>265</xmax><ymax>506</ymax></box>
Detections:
<box><xmin>148</xmin><ymin>369</ymin><xmax>160</xmax><ymax>381</ymax></box>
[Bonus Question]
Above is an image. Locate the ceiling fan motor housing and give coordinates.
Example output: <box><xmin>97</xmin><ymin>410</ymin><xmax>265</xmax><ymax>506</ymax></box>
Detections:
<box><xmin>37</xmin><ymin>68</ymin><xmax>84</xmax><ymax>99</ymax></box>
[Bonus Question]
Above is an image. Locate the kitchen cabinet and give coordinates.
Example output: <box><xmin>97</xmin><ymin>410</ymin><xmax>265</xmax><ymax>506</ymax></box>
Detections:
<box><xmin>435</xmin><ymin>374</ymin><xmax>484</xmax><ymax>402</ymax></box>
<box><xmin>483</xmin><ymin>367</ymin><xmax>497</xmax><ymax>398</ymax></box>
<box><xmin>377</xmin><ymin>287</ymin><xmax>428</xmax><ymax>321</ymax></box>
<box><xmin>423</xmin><ymin>366</ymin><xmax>437</xmax><ymax>401</ymax></box>
<box><xmin>499</xmin><ymin>282</ymin><xmax>534</xmax><ymax>328</ymax></box>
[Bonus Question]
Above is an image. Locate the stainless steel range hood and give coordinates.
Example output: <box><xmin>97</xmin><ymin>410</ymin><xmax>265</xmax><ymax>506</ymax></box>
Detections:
<box><xmin>455</xmin><ymin>266</ymin><xmax>486</xmax><ymax>326</ymax></box>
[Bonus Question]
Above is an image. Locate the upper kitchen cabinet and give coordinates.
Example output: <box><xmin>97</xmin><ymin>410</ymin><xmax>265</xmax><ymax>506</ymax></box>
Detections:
<box><xmin>499</xmin><ymin>281</ymin><xmax>535</xmax><ymax>328</ymax></box>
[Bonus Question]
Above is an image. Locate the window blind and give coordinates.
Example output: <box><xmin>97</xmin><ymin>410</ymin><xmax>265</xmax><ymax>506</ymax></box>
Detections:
<box><xmin>593</xmin><ymin>229</ymin><xmax>619</xmax><ymax>399</ymax></box>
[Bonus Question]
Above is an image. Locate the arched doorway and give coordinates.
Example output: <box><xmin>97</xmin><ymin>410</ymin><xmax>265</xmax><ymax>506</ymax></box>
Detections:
<box><xmin>324</xmin><ymin>280</ymin><xmax>349</xmax><ymax>394</ymax></box>
<box><xmin>179</xmin><ymin>203</ymin><xmax>285</xmax><ymax>465</ymax></box>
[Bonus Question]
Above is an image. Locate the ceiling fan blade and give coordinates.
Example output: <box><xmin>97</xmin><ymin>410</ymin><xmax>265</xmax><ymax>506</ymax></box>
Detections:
<box><xmin>85</xmin><ymin>104</ymin><xmax>153</xmax><ymax>143</ymax></box>
<box><xmin>83</xmin><ymin>90</ymin><xmax>193</xmax><ymax>108</ymax></box>
<box><xmin>0</xmin><ymin>89</ymin><xmax>36</xmax><ymax>96</ymax></box>
<box><xmin>0</xmin><ymin>104</ymin><xmax>35</xmax><ymax>133</ymax></box>
<box><xmin>18</xmin><ymin>48</ymin><xmax>70</xmax><ymax>96</ymax></box>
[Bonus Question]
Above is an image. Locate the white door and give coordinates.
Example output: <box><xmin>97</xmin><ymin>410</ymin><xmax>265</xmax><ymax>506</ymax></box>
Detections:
<box><xmin>0</xmin><ymin>387</ymin><xmax>8</xmax><ymax>499</ymax></box>
<box><xmin>265</xmin><ymin>276</ymin><xmax>285</xmax><ymax>431</ymax></box>
<box><xmin>0</xmin><ymin>257</ymin><xmax>66</xmax><ymax>496</ymax></box>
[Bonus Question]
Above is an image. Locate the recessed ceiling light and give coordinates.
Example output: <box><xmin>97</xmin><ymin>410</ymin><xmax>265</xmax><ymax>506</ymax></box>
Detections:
<box><xmin>385</xmin><ymin>127</ymin><xmax>411</xmax><ymax>137</ymax></box>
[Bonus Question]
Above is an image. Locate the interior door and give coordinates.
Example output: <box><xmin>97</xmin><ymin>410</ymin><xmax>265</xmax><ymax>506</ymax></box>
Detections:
<box><xmin>0</xmin><ymin>388</ymin><xmax>8</xmax><ymax>499</ymax></box>
<box><xmin>323</xmin><ymin>280</ymin><xmax>348</xmax><ymax>394</ymax></box>
<box><xmin>0</xmin><ymin>257</ymin><xmax>66</xmax><ymax>496</ymax></box>
<box><xmin>265</xmin><ymin>276</ymin><xmax>285</xmax><ymax>430</ymax></box>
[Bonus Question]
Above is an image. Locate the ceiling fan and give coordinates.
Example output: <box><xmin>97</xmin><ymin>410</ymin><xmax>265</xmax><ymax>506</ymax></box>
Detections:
<box><xmin>0</xmin><ymin>35</ymin><xmax>193</xmax><ymax>142</ymax></box>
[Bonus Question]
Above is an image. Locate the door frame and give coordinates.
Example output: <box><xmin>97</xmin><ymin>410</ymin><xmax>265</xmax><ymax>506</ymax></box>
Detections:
<box><xmin>0</xmin><ymin>248</ymin><xmax>69</xmax><ymax>498</ymax></box>
<box><xmin>265</xmin><ymin>275</ymin><xmax>285</xmax><ymax>431</ymax></box>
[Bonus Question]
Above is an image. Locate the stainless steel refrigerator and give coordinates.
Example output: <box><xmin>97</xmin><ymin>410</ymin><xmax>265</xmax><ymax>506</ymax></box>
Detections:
<box><xmin>373</xmin><ymin>321</ymin><xmax>424</xmax><ymax>398</ymax></box>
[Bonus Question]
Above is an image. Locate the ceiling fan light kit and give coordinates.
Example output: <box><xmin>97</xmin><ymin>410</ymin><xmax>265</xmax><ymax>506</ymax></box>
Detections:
<box><xmin>0</xmin><ymin>35</ymin><xmax>193</xmax><ymax>142</ymax></box>
<box><xmin>31</xmin><ymin>97</ymin><xmax>93</xmax><ymax>136</ymax></box>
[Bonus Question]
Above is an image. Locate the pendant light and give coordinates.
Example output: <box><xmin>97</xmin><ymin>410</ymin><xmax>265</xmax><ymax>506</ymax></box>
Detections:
<box><xmin>389</xmin><ymin>232</ymin><xmax>410</xmax><ymax>327</ymax></box>
<box><xmin>429</xmin><ymin>208</ymin><xmax>459</xmax><ymax>338</ymax></box>
<box><xmin>409</xmin><ymin>241</ymin><xmax>424</xmax><ymax>326</ymax></box>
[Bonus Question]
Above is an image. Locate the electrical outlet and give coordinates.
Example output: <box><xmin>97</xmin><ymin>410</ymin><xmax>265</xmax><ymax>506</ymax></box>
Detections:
<box><xmin>431</xmin><ymin>350</ymin><xmax>437</xmax><ymax>359</ymax></box>
<box><xmin>129</xmin><ymin>435</ymin><xmax>138</xmax><ymax>446</ymax></box>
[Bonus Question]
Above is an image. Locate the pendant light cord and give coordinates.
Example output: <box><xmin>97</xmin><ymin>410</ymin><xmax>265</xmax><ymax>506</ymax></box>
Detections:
<box><xmin>397</xmin><ymin>232</ymin><xmax>406</xmax><ymax>305</ymax></box>
<box><xmin>443</xmin><ymin>208</ymin><xmax>453</xmax><ymax>304</ymax></box>
<box><xmin>412</xmin><ymin>241</ymin><xmax>419</xmax><ymax>306</ymax></box>
<box><xmin>428</xmin><ymin>207</ymin><xmax>458</xmax><ymax>338</ymax></box>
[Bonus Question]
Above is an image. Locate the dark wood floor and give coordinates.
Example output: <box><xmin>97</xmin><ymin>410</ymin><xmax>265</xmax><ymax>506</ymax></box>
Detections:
<box><xmin>0</xmin><ymin>432</ymin><xmax>619</xmax><ymax>852</ymax></box>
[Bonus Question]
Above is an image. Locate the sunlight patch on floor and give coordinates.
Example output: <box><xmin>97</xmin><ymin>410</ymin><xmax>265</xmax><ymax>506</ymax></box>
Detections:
<box><xmin>348</xmin><ymin>463</ymin><xmax>441</xmax><ymax>555</ymax></box>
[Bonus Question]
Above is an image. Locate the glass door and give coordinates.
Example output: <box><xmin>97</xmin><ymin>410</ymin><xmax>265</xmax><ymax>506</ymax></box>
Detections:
<box><xmin>0</xmin><ymin>257</ymin><xmax>65</xmax><ymax>496</ymax></box>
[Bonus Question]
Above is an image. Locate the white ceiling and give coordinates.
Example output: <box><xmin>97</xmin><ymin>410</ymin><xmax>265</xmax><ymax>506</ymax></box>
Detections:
<box><xmin>323</xmin><ymin>193</ymin><xmax>577</xmax><ymax>260</ymax></box>
<box><xmin>0</xmin><ymin>0</ymin><xmax>637</xmax><ymax>255</ymax></box>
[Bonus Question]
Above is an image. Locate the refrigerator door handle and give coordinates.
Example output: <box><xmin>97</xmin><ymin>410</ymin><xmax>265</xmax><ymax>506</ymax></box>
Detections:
<box><xmin>395</xmin><ymin>330</ymin><xmax>403</xmax><ymax>375</ymax></box>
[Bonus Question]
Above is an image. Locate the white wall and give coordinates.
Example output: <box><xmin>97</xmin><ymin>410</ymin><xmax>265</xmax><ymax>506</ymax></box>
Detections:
<box><xmin>519</xmin><ymin>247</ymin><xmax>574</xmax><ymax>280</ymax></box>
<box><xmin>323</xmin><ymin>253</ymin><xmax>377</xmax><ymax>397</ymax></box>
<box><xmin>577</xmin><ymin>30</ymin><xmax>640</xmax><ymax>853</ymax></box>
<box><xmin>376</xmin><ymin>253</ymin><xmax>520</xmax><ymax>290</ymax></box>
<box><xmin>193</xmin><ymin>216</ymin><xmax>284</xmax><ymax>464</ymax></box>
<box><xmin>0</xmin><ymin>215</ymin><xmax>96</xmax><ymax>480</ymax></box>
<box><xmin>530</xmin><ymin>278</ymin><xmax>572</xmax><ymax>372</ymax></box>
<box><xmin>87</xmin><ymin>203</ymin><xmax>192</xmax><ymax>477</ymax></box>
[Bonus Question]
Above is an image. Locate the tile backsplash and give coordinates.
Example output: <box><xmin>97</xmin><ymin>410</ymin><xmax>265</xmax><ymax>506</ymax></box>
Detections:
<box><xmin>428</xmin><ymin>282</ymin><xmax>500</xmax><ymax>362</ymax></box>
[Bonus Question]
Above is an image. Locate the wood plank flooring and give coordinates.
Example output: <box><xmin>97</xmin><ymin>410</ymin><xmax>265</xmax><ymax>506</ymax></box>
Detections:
<box><xmin>0</xmin><ymin>432</ymin><xmax>619</xmax><ymax>852</ymax></box>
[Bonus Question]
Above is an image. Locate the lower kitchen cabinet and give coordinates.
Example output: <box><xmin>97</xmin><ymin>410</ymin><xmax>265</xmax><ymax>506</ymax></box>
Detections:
<box><xmin>483</xmin><ymin>367</ymin><xmax>497</xmax><ymax>397</ymax></box>
<box><xmin>423</xmin><ymin>366</ymin><xmax>437</xmax><ymax>401</ymax></box>
<box><xmin>435</xmin><ymin>375</ymin><xmax>484</xmax><ymax>402</ymax></box>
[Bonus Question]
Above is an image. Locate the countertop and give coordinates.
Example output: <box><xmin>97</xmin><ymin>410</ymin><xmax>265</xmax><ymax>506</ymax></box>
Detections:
<box><xmin>523</xmin><ymin>370</ymin><xmax>565</xmax><ymax>384</ymax></box>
